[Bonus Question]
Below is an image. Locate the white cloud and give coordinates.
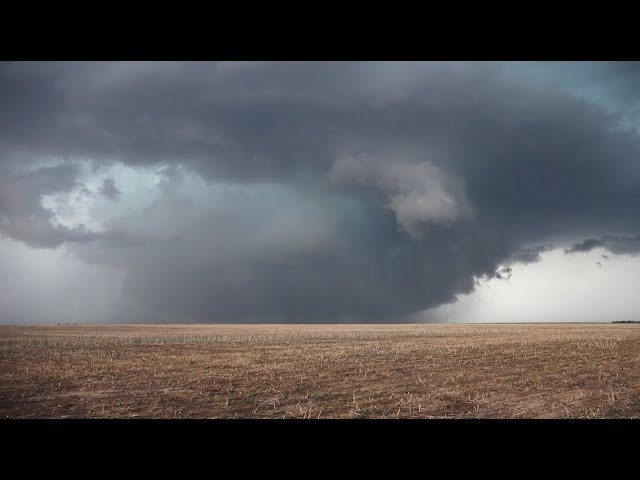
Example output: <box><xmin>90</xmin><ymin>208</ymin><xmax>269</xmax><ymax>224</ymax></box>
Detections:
<box><xmin>330</xmin><ymin>153</ymin><xmax>472</xmax><ymax>237</ymax></box>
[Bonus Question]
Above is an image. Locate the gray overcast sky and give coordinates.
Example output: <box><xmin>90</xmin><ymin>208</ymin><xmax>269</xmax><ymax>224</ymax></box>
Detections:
<box><xmin>1</xmin><ymin>61</ymin><xmax>640</xmax><ymax>324</ymax></box>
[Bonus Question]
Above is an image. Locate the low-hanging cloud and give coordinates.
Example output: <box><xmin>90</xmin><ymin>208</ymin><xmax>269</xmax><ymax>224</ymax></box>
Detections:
<box><xmin>565</xmin><ymin>235</ymin><xmax>640</xmax><ymax>256</ymax></box>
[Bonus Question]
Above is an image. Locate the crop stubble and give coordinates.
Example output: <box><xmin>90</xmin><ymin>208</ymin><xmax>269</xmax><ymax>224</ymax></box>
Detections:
<box><xmin>1</xmin><ymin>323</ymin><xmax>639</xmax><ymax>418</ymax></box>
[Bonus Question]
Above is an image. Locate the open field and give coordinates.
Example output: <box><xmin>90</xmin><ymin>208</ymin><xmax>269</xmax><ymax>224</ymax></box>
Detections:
<box><xmin>2</xmin><ymin>323</ymin><xmax>640</xmax><ymax>418</ymax></box>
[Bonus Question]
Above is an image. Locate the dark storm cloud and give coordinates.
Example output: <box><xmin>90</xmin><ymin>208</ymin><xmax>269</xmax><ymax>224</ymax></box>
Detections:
<box><xmin>504</xmin><ymin>62</ymin><xmax>640</xmax><ymax>103</ymax></box>
<box><xmin>508</xmin><ymin>245</ymin><xmax>553</xmax><ymax>265</ymax></box>
<box><xmin>5</xmin><ymin>61</ymin><xmax>639</xmax><ymax>234</ymax></box>
<box><xmin>565</xmin><ymin>236</ymin><xmax>640</xmax><ymax>256</ymax></box>
<box><xmin>565</xmin><ymin>238</ymin><xmax>605</xmax><ymax>254</ymax></box>
<box><xmin>2</xmin><ymin>61</ymin><xmax>640</xmax><ymax>322</ymax></box>
<box><xmin>100</xmin><ymin>178</ymin><xmax>120</xmax><ymax>200</ymax></box>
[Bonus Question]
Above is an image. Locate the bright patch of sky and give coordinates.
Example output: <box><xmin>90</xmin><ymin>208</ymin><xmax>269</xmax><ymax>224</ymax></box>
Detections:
<box><xmin>38</xmin><ymin>158</ymin><xmax>339</xmax><ymax>239</ymax></box>
<box><xmin>419</xmin><ymin>247</ymin><xmax>640</xmax><ymax>323</ymax></box>
<box><xmin>40</xmin><ymin>160</ymin><xmax>166</xmax><ymax>231</ymax></box>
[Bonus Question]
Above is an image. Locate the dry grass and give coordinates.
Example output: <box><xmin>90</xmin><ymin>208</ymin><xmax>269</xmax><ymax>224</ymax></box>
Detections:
<box><xmin>2</xmin><ymin>323</ymin><xmax>640</xmax><ymax>418</ymax></box>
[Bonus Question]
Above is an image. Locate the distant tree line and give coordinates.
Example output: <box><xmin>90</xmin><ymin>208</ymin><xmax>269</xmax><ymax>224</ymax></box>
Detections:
<box><xmin>612</xmin><ymin>320</ymin><xmax>640</xmax><ymax>323</ymax></box>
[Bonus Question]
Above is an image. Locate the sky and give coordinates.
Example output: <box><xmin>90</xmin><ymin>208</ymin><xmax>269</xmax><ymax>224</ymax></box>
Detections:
<box><xmin>1</xmin><ymin>61</ymin><xmax>640</xmax><ymax>324</ymax></box>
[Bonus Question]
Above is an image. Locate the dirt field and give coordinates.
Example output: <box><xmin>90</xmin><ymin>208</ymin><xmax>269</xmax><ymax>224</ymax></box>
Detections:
<box><xmin>2</xmin><ymin>323</ymin><xmax>640</xmax><ymax>418</ymax></box>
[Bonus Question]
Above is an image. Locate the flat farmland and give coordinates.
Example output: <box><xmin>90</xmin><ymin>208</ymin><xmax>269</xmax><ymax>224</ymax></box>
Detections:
<box><xmin>2</xmin><ymin>323</ymin><xmax>640</xmax><ymax>419</ymax></box>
